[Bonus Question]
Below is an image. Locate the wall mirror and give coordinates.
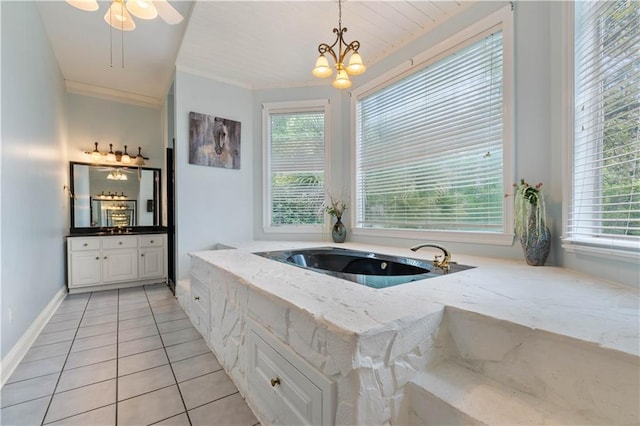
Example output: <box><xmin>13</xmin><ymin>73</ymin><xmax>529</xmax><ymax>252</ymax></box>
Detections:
<box><xmin>70</xmin><ymin>162</ymin><xmax>161</xmax><ymax>230</ymax></box>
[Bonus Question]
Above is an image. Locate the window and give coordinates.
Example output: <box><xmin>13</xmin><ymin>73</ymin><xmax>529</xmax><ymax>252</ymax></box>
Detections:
<box><xmin>263</xmin><ymin>100</ymin><xmax>329</xmax><ymax>231</ymax></box>
<box><xmin>566</xmin><ymin>1</ymin><xmax>640</xmax><ymax>254</ymax></box>
<box><xmin>353</xmin><ymin>7</ymin><xmax>513</xmax><ymax>243</ymax></box>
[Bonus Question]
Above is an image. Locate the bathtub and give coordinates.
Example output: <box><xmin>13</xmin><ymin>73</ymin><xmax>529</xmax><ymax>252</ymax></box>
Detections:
<box><xmin>254</xmin><ymin>246</ymin><xmax>474</xmax><ymax>289</ymax></box>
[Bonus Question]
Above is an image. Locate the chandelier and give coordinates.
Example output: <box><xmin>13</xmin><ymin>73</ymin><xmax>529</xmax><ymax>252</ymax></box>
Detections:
<box><xmin>312</xmin><ymin>0</ymin><xmax>366</xmax><ymax>89</ymax></box>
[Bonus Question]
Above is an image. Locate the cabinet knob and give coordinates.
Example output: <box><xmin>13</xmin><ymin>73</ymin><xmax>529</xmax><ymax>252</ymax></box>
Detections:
<box><xmin>270</xmin><ymin>377</ymin><xmax>281</xmax><ymax>387</ymax></box>
<box><xmin>141</xmin><ymin>253</ymin><xmax>145</xmax><ymax>257</ymax></box>
<box><xmin>119</xmin><ymin>242</ymin><xmax>123</xmax><ymax>245</ymax></box>
<box><xmin>96</xmin><ymin>257</ymin><xmax>99</xmax><ymax>260</ymax></box>
<box><xmin>83</xmin><ymin>243</ymin><xmax>88</xmax><ymax>247</ymax></box>
<box><xmin>150</xmin><ymin>240</ymin><xmax>154</xmax><ymax>243</ymax></box>
<box><xmin>104</xmin><ymin>256</ymin><xmax>107</xmax><ymax>259</ymax></box>
<box><xmin>194</xmin><ymin>296</ymin><xmax>200</xmax><ymax>301</ymax></box>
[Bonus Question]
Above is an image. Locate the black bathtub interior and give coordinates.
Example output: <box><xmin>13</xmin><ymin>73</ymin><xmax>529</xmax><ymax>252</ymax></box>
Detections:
<box><xmin>253</xmin><ymin>246</ymin><xmax>475</xmax><ymax>289</ymax></box>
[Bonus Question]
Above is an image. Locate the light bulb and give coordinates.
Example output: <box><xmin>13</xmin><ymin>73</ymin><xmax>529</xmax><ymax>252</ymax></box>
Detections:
<box><xmin>66</xmin><ymin>0</ymin><xmax>99</xmax><ymax>12</ymax></box>
<box><xmin>121</xmin><ymin>145</ymin><xmax>131</xmax><ymax>163</ymax></box>
<box><xmin>126</xmin><ymin>0</ymin><xmax>158</xmax><ymax>20</ymax></box>
<box><xmin>312</xmin><ymin>55</ymin><xmax>333</xmax><ymax>78</ymax></box>
<box><xmin>346</xmin><ymin>52</ymin><xmax>366</xmax><ymax>76</ymax></box>
<box><xmin>91</xmin><ymin>142</ymin><xmax>101</xmax><ymax>161</ymax></box>
<box><xmin>104</xmin><ymin>0</ymin><xmax>136</xmax><ymax>31</ymax></box>
<box><xmin>333</xmin><ymin>68</ymin><xmax>352</xmax><ymax>89</ymax></box>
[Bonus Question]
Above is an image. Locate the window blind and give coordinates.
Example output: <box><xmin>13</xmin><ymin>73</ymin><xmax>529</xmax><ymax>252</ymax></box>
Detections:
<box><xmin>569</xmin><ymin>0</ymin><xmax>640</xmax><ymax>251</ymax></box>
<box><xmin>269</xmin><ymin>110</ymin><xmax>325</xmax><ymax>226</ymax></box>
<box><xmin>355</xmin><ymin>31</ymin><xmax>504</xmax><ymax>232</ymax></box>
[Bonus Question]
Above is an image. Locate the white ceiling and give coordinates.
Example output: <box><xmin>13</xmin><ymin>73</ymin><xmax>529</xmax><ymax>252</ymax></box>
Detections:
<box><xmin>37</xmin><ymin>1</ymin><xmax>473</xmax><ymax>104</ymax></box>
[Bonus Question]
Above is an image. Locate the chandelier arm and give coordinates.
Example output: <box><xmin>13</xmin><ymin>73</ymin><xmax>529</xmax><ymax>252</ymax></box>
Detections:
<box><xmin>318</xmin><ymin>43</ymin><xmax>339</xmax><ymax>64</ymax></box>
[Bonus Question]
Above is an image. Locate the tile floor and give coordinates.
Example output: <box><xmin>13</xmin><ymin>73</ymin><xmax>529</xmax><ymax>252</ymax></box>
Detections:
<box><xmin>0</xmin><ymin>284</ymin><xmax>260</xmax><ymax>426</ymax></box>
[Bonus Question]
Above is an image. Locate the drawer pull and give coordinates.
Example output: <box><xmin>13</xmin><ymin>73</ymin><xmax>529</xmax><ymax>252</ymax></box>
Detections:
<box><xmin>104</xmin><ymin>256</ymin><xmax>107</xmax><ymax>259</ymax></box>
<box><xmin>270</xmin><ymin>377</ymin><xmax>281</xmax><ymax>387</ymax></box>
<box><xmin>83</xmin><ymin>243</ymin><xmax>88</xmax><ymax>247</ymax></box>
<box><xmin>194</xmin><ymin>296</ymin><xmax>200</xmax><ymax>301</ymax></box>
<box><xmin>96</xmin><ymin>257</ymin><xmax>100</xmax><ymax>260</ymax></box>
<box><xmin>119</xmin><ymin>242</ymin><xmax>123</xmax><ymax>245</ymax></box>
<box><xmin>150</xmin><ymin>240</ymin><xmax>154</xmax><ymax>243</ymax></box>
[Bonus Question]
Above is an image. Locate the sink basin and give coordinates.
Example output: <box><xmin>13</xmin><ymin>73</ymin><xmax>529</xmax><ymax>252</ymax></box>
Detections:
<box><xmin>254</xmin><ymin>247</ymin><xmax>474</xmax><ymax>289</ymax></box>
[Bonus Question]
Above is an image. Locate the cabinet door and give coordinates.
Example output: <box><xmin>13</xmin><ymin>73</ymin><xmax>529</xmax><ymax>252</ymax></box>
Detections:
<box><xmin>70</xmin><ymin>251</ymin><xmax>102</xmax><ymax>287</ymax></box>
<box><xmin>102</xmin><ymin>248</ymin><xmax>138</xmax><ymax>283</ymax></box>
<box><xmin>139</xmin><ymin>247</ymin><xmax>164</xmax><ymax>279</ymax></box>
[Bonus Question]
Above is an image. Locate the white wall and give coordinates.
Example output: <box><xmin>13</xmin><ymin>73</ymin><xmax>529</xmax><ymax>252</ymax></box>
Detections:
<box><xmin>174</xmin><ymin>70</ymin><xmax>253</xmax><ymax>280</ymax></box>
<box><xmin>1</xmin><ymin>2</ymin><xmax>68</xmax><ymax>359</ymax></box>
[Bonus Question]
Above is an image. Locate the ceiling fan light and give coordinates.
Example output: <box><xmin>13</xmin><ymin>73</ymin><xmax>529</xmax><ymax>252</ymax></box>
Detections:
<box><xmin>126</xmin><ymin>0</ymin><xmax>158</xmax><ymax>20</ymax></box>
<box><xmin>66</xmin><ymin>0</ymin><xmax>99</xmax><ymax>12</ymax></box>
<box><xmin>312</xmin><ymin>55</ymin><xmax>333</xmax><ymax>78</ymax></box>
<box><xmin>346</xmin><ymin>52</ymin><xmax>366</xmax><ymax>76</ymax></box>
<box><xmin>333</xmin><ymin>68</ymin><xmax>352</xmax><ymax>89</ymax></box>
<box><xmin>104</xmin><ymin>1</ymin><xmax>136</xmax><ymax>31</ymax></box>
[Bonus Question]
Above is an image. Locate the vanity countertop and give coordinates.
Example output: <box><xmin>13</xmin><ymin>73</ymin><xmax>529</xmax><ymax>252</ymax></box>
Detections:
<box><xmin>68</xmin><ymin>227</ymin><xmax>168</xmax><ymax>237</ymax></box>
<box><xmin>190</xmin><ymin>240</ymin><xmax>639</xmax><ymax>357</ymax></box>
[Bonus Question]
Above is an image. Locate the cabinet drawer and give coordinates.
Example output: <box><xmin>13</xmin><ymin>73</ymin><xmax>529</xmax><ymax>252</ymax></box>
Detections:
<box><xmin>139</xmin><ymin>235</ymin><xmax>164</xmax><ymax>248</ymax></box>
<box><xmin>69</xmin><ymin>238</ymin><xmax>100</xmax><ymax>251</ymax></box>
<box><xmin>102</xmin><ymin>236</ymin><xmax>137</xmax><ymax>249</ymax></box>
<box><xmin>190</xmin><ymin>277</ymin><xmax>210</xmax><ymax>335</ymax></box>
<box><xmin>248</xmin><ymin>322</ymin><xmax>334</xmax><ymax>426</ymax></box>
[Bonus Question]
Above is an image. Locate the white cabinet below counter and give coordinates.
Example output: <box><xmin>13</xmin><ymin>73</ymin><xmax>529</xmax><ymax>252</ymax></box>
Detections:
<box><xmin>67</xmin><ymin>234</ymin><xmax>167</xmax><ymax>293</ymax></box>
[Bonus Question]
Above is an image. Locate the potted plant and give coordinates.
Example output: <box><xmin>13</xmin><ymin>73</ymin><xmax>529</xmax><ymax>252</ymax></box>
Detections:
<box><xmin>325</xmin><ymin>196</ymin><xmax>348</xmax><ymax>243</ymax></box>
<box><xmin>514</xmin><ymin>179</ymin><xmax>550</xmax><ymax>266</ymax></box>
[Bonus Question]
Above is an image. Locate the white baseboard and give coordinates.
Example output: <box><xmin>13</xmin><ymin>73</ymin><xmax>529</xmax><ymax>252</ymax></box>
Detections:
<box><xmin>0</xmin><ymin>286</ymin><xmax>67</xmax><ymax>387</ymax></box>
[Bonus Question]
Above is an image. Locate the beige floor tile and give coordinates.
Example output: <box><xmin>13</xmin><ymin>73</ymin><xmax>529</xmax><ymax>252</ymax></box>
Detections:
<box><xmin>189</xmin><ymin>394</ymin><xmax>258</xmax><ymax>426</ymax></box>
<box><xmin>70</xmin><ymin>332</ymin><xmax>117</xmax><ymax>353</ymax></box>
<box><xmin>0</xmin><ymin>372</ymin><xmax>58</xmax><ymax>408</ymax></box>
<box><xmin>45</xmin><ymin>404</ymin><xmax>115</xmax><ymax>425</ymax></box>
<box><xmin>22</xmin><ymin>340</ymin><xmax>72</xmax><ymax>363</ymax></box>
<box><xmin>64</xmin><ymin>344</ymin><xmax>117</xmax><ymax>370</ymax></box>
<box><xmin>118</xmin><ymin>364</ymin><xmax>176</xmax><ymax>401</ymax></box>
<box><xmin>117</xmin><ymin>385</ymin><xmax>184</xmax><ymax>426</ymax></box>
<box><xmin>165</xmin><ymin>338</ymin><xmax>211</xmax><ymax>363</ymax></box>
<box><xmin>44</xmin><ymin>379</ymin><xmax>116</xmax><ymax>423</ymax></box>
<box><xmin>7</xmin><ymin>355</ymin><xmax>66</xmax><ymax>383</ymax></box>
<box><xmin>118</xmin><ymin>347</ymin><xmax>169</xmax><ymax>376</ymax></box>
<box><xmin>153</xmin><ymin>412</ymin><xmax>191</xmax><ymax>425</ymax></box>
<box><xmin>172</xmin><ymin>352</ymin><xmax>222</xmax><ymax>383</ymax></box>
<box><xmin>57</xmin><ymin>359</ymin><xmax>116</xmax><ymax>392</ymax></box>
<box><xmin>118</xmin><ymin>334</ymin><xmax>163</xmax><ymax>357</ymax></box>
<box><xmin>161</xmin><ymin>327</ymin><xmax>201</xmax><ymax>347</ymax></box>
<box><xmin>179</xmin><ymin>370</ymin><xmax>238</xmax><ymax>410</ymax></box>
<box><xmin>0</xmin><ymin>395</ymin><xmax>50</xmax><ymax>426</ymax></box>
<box><xmin>117</xmin><ymin>324</ymin><xmax>159</xmax><ymax>343</ymax></box>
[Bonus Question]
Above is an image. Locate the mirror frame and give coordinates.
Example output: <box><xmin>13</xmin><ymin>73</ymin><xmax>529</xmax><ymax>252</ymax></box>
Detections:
<box><xmin>69</xmin><ymin>161</ymin><xmax>163</xmax><ymax>234</ymax></box>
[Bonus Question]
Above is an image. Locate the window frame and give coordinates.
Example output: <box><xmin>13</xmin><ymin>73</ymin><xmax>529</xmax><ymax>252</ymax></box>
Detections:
<box><xmin>561</xmin><ymin>1</ymin><xmax>640</xmax><ymax>260</ymax></box>
<box><xmin>349</xmin><ymin>5</ymin><xmax>514</xmax><ymax>245</ymax></box>
<box><xmin>262</xmin><ymin>99</ymin><xmax>331</xmax><ymax>233</ymax></box>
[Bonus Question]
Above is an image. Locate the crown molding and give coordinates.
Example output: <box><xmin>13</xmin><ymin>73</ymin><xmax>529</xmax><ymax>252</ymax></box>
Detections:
<box><xmin>65</xmin><ymin>80</ymin><xmax>164</xmax><ymax>109</ymax></box>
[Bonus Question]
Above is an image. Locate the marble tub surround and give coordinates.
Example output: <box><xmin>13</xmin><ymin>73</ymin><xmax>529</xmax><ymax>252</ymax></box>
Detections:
<box><xmin>186</xmin><ymin>241</ymin><xmax>639</xmax><ymax>425</ymax></box>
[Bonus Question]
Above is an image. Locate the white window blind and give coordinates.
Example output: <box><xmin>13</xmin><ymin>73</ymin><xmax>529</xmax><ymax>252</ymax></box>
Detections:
<box><xmin>267</xmin><ymin>109</ymin><xmax>326</xmax><ymax>227</ymax></box>
<box><xmin>355</xmin><ymin>31</ymin><xmax>504</xmax><ymax>233</ymax></box>
<box><xmin>568</xmin><ymin>0</ymin><xmax>640</xmax><ymax>252</ymax></box>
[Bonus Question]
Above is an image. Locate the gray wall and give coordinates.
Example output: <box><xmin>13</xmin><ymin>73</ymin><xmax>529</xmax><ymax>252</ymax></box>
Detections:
<box><xmin>1</xmin><ymin>2</ymin><xmax>68</xmax><ymax>359</ymax></box>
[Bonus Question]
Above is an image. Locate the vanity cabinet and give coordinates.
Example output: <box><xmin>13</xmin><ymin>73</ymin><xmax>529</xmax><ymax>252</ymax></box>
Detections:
<box><xmin>67</xmin><ymin>234</ymin><xmax>166</xmax><ymax>293</ymax></box>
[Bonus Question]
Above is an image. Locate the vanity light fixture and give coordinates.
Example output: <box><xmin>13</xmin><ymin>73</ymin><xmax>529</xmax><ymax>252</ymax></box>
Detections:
<box><xmin>85</xmin><ymin>143</ymin><xmax>148</xmax><ymax>164</ymax></box>
<box><xmin>312</xmin><ymin>0</ymin><xmax>366</xmax><ymax>89</ymax></box>
<box><xmin>96</xmin><ymin>191</ymin><xmax>127</xmax><ymax>200</ymax></box>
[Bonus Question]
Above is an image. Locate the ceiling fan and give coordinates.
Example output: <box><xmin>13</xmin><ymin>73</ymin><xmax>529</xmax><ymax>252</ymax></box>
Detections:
<box><xmin>66</xmin><ymin>0</ymin><xmax>183</xmax><ymax>31</ymax></box>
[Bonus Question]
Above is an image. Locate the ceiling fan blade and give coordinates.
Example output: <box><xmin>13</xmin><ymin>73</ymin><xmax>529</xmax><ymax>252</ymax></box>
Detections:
<box><xmin>153</xmin><ymin>0</ymin><xmax>183</xmax><ymax>25</ymax></box>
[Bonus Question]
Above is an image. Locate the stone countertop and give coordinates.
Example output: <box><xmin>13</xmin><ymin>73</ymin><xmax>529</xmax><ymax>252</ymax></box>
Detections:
<box><xmin>189</xmin><ymin>241</ymin><xmax>639</xmax><ymax>357</ymax></box>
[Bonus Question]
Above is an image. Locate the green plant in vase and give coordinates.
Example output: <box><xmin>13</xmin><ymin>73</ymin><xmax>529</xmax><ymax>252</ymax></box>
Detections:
<box><xmin>325</xmin><ymin>196</ymin><xmax>348</xmax><ymax>243</ymax></box>
<box><xmin>514</xmin><ymin>179</ymin><xmax>550</xmax><ymax>265</ymax></box>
